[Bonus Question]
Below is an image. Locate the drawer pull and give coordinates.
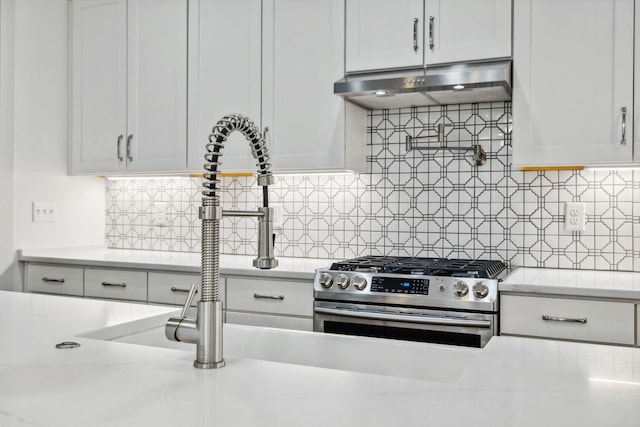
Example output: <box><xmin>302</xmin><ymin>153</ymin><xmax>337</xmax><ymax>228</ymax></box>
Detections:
<box><xmin>253</xmin><ymin>293</ymin><xmax>284</xmax><ymax>301</ymax></box>
<box><xmin>541</xmin><ymin>314</ymin><xmax>587</xmax><ymax>324</ymax></box>
<box><xmin>171</xmin><ymin>286</ymin><xmax>198</xmax><ymax>294</ymax></box>
<box><xmin>42</xmin><ymin>277</ymin><xmax>65</xmax><ymax>283</ymax></box>
<box><xmin>101</xmin><ymin>281</ymin><xmax>127</xmax><ymax>288</ymax></box>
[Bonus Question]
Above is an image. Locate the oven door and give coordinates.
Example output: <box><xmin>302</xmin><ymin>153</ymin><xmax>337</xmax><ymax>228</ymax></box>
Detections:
<box><xmin>313</xmin><ymin>301</ymin><xmax>496</xmax><ymax>348</ymax></box>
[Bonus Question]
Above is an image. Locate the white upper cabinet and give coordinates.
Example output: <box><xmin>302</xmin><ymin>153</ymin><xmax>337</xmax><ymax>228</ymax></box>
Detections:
<box><xmin>346</xmin><ymin>0</ymin><xmax>424</xmax><ymax>72</ymax></box>
<box><xmin>512</xmin><ymin>0</ymin><xmax>634</xmax><ymax>167</ymax></box>
<box><xmin>71</xmin><ymin>0</ymin><xmax>127</xmax><ymax>173</ymax></box>
<box><xmin>345</xmin><ymin>0</ymin><xmax>511</xmax><ymax>73</ymax></box>
<box><xmin>424</xmin><ymin>0</ymin><xmax>511</xmax><ymax>65</ymax></box>
<box><xmin>263</xmin><ymin>0</ymin><xmax>367</xmax><ymax>172</ymax></box>
<box><xmin>187</xmin><ymin>0</ymin><xmax>262</xmax><ymax>173</ymax></box>
<box><xmin>71</xmin><ymin>0</ymin><xmax>187</xmax><ymax>174</ymax></box>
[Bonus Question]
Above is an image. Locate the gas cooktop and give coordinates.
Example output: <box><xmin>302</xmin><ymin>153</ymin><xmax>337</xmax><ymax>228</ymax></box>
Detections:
<box><xmin>329</xmin><ymin>256</ymin><xmax>507</xmax><ymax>279</ymax></box>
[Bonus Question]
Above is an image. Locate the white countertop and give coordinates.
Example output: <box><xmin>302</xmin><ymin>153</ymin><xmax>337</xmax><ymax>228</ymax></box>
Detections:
<box><xmin>2</xmin><ymin>290</ymin><xmax>640</xmax><ymax>426</ymax></box>
<box><xmin>19</xmin><ymin>246</ymin><xmax>336</xmax><ymax>280</ymax></box>
<box><xmin>501</xmin><ymin>267</ymin><xmax>640</xmax><ymax>300</ymax></box>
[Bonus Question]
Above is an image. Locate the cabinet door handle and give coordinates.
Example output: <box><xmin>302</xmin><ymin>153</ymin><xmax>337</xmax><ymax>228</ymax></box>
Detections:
<box><xmin>126</xmin><ymin>135</ymin><xmax>133</xmax><ymax>162</ymax></box>
<box><xmin>42</xmin><ymin>277</ymin><xmax>65</xmax><ymax>283</ymax></box>
<box><xmin>541</xmin><ymin>314</ymin><xmax>587</xmax><ymax>324</ymax></box>
<box><xmin>621</xmin><ymin>107</ymin><xmax>627</xmax><ymax>145</ymax></box>
<box><xmin>413</xmin><ymin>18</ymin><xmax>419</xmax><ymax>52</ymax></box>
<box><xmin>102</xmin><ymin>281</ymin><xmax>127</xmax><ymax>288</ymax></box>
<box><xmin>253</xmin><ymin>293</ymin><xmax>284</xmax><ymax>301</ymax></box>
<box><xmin>171</xmin><ymin>286</ymin><xmax>198</xmax><ymax>294</ymax></box>
<box><xmin>117</xmin><ymin>135</ymin><xmax>124</xmax><ymax>161</ymax></box>
<box><xmin>428</xmin><ymin>16</ymin><xmax>434</xmax><ymax>50</ymax></box>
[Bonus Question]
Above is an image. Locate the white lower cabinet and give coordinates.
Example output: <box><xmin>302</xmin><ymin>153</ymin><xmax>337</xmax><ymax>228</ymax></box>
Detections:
<box><xmin>226</xmin><ymin>312</ymin><xmax>312</xmax><ymax>331</ymax></box>
<box><xmin>148</xmin><ymin>272</ymin><xmax>225</xmax><ymax>309</ymax></box>
<box><xmin>25</xmin><ymin>264</ymin><xmax>84</xmax><ymax>297</ymax></box>
<box><xmin>225</xmin><ymin>276</ymin><xmax>313</xmax><ymax>331</ymax></box>
<box><xmin>637</xmin><ymin>304</ymin><xmax>640</xmax><ymax>345</ymax></box>
<box><xmin>24</xmin><ymin>262</ymin><xmax>310</xmax><ymax>332</ymax></box>
<box><xmin>500</xmin><ymin>294</ymin><xmax>636</xmax><ymax>346</ymax></box>
<box><xmin>84</xmin><ymin>268</ymin><xmax>147</xmax><ymax>302</ymax></box>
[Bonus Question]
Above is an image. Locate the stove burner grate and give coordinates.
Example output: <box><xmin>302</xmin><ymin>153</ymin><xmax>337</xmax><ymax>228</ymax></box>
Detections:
<box><xmin>329</xmin><ymin>256</ymin><xmax>507</xmax><ymax>279</ymax></box>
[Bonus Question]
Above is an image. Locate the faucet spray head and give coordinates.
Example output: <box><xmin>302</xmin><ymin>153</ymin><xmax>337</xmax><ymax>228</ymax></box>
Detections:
<box><xmin>253</xmin><ymin>206</ymin><xmax>278</xmax><ymax>269</ymax></box>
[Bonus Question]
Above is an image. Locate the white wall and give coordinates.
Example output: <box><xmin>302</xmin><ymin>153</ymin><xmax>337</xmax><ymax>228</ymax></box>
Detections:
<box><xmin>5</xmin><ymin>0</ymin><xmax>105</xmax><ymax>290</ymax></box>
<box><xmin>0</xmin><ymin>0</ymin><xmax>15</xmax><ymax>290</ymax></box>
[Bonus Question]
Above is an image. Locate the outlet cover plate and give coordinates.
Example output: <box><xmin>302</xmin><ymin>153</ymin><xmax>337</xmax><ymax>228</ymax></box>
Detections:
<box><xmin>564</xmin><ymin>202</ymin><xmax>585</xmax><ymax>232</ymax></box>
<box><xmin>153</xmin><ymin>202</ymin><xmax>169</xmax><ymax>227</ymax></box>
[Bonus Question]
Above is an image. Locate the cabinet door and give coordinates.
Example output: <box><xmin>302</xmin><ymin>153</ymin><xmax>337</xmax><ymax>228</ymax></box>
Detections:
<box><xmin>345</xmin><ymin>0</ymin><xmax>423</xmax><ymax>72</ymax></box>
<box><xmin>26</xmin><ymin>264</ymin><xmax>84</xmax><ymax>297</ymax></box>
<box><xmin>501</xmin><ymin>295</ymin><xmax>635</xmax><ymax>345</ymax></box>
<box><xmin>187</xmin><ymin>0</ymin><xmax>262</xmax><ymax>173</ymax></box>
<box><xmin>424</xmin><ymin>0</ymin><xmax>511</xmax><ymax>65</ymax></box>
<box><xmin>226</xmin><ymin>276</ymin><xmax>313</xmax><ymax>317</ymax></box>
<box><xmin>264</xmin><ymin>0</ymin><xmax>366</xmax><ymax>172</ymax></box>
<box><xmin>126</xmin><ymin>0</ymin><xmax>187</xmax><ymax>172</ymax></box>
<box><xmin>84</xmin><ymin>268</ymin><xmax>147</xmax><ymax>302</ymax></box>
<box><xmin>148</xmin><ymin>271</ymin><xmax>226</xmax><ymax>308</ymax></box>
<box><xmin>71</xmin><ymin>0</ymin><xmax>127</xmax><ymax>174</ymax></box>
<box><xmin>226</xmin><ymin>312</ymin><xmax>312</xmax><ymax>331</ymax></box>
<box><xmin>512</xmin><ymin>0</ymin><xmax>634</xmax><ymax>167</ymax></box>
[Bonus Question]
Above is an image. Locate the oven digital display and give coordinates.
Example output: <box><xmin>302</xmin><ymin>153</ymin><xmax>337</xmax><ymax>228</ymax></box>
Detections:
<box><xmin>370</xmin><ymin>277</ymin><xmax>429</xmax><ymax>295</ymax></box>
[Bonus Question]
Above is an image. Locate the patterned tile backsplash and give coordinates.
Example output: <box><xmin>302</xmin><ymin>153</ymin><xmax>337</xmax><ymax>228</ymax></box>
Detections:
<box><xmin>106</xmin><ymin>102</ymin><xmax>640</xmax><ymax>271</ymax></box>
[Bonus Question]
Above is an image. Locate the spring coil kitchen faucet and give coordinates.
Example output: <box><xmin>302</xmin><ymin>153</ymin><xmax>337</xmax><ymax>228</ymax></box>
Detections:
<box><xmin>165</xmin><ymin>114</ymin><xmax>278</xmax><ymax>369</ymax></box>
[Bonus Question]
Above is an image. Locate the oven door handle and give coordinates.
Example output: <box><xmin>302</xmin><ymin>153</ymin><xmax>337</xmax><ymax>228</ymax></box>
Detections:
<box><xmin>314</xmin><ymin>307</ymin><xmax>492</xmax><ymax>328</ymax></box>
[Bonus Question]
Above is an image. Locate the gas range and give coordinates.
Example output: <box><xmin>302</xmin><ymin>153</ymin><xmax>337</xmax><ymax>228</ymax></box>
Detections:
<box><xmin>312</xmin><ymin>256</ymin><xmax>508</xmax><ymax>347</ymax></box>
<box><xmin>314</xmin><ymin>256</ymin><xmax>507</xmax><ymax>312</ymax></box>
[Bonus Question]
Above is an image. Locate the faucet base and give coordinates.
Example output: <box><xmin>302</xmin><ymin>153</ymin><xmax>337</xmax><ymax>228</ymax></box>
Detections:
<box><xmin>194</xmin><ymin>359</ymin><xmax>226</xmax><ymax>369</ymax></box>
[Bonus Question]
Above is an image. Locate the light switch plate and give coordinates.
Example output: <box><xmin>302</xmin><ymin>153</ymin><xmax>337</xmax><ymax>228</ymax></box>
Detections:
<box><xmin>33</xmin><ymin>202</ymin><xmax>57</xmax><ymax>223</ymax></box>
<box><xmin>564</xmin><ymin>202</ymin><xmax>585</xmax><ymax>232</ymax></box>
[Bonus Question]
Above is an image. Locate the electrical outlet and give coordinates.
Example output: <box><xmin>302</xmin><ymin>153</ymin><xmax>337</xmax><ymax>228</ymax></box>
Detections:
<box><xmin>564</xmin><ymin>202</ymin><xmax>585</xmax><ymax>232</ymax></box>
<box><xmin>32</xmin><ymin>202</ymin><xmax>57</xmax><ymax>223</ymax></box>
<box><xmin>153</xmin><ymin>202</ymin><xmax>169</xmax><ymax>227</ymax></box>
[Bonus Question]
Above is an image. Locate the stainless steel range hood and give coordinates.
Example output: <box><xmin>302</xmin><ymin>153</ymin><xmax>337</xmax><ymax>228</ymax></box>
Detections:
<box><xmin>334</xmin><ymin>60</ymin><xmax>512</xmax><ymax>109</ymax></box>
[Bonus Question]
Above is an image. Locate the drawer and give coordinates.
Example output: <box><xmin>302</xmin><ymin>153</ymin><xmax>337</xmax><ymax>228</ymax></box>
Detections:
<box><xmin>26</xmin><ymin>264</ymin><xmax>84</xmax><ymax>296</ymax></box>
<box><xmin>226</xmin><ymin>277</ymin><xmax>312</xmax><ymax>317</ymax></box>
<box><xmin>226</xmin><ymin>311</ymin><xmax>312</xmax><ymax>331</ymax></box>
<box><xmin>84</xmin><ymin>268</ymin><xmax>147</xmax><ymax>302</ymax></box>
<box><xmin>500</xmin><ymin>295</ymin><xmax>635</xmax><ymax>345</ymax></box>
<box><xmin>148</xmin><ymin>272</ymin><xmax>225</xmax><ymax>308</ymax></box>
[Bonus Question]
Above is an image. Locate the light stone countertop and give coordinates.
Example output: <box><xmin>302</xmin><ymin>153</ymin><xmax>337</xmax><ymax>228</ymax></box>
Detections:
<box><xmin>500</xmin><ymin>267</ymin><xmax>640</xmax><ymax>300</ymax></box>
<box><xmin>2</xmin><ymin>290</ymin><xmax>640</xmax><ymax>427</ymax></box>
<box><xmin>18</xmin><ymin>246</ymin><xmax>337</xmax><ymax>280</ymax></box>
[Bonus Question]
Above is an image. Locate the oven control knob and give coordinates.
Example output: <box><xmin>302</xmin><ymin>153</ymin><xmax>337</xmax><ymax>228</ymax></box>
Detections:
<box><xmin>352</xmin><ymin>275</ymin><xmax>367</xmax><ymax>290</ymax></box>
<box><xmin>473</xmin><ymin>282</ymin><xmax>490</xmax><ymax>298</ymax></box>
<box><xmin>318</xmin><ymin>272</ymin><xmax>333</xmax><ymax>288</ymax></box>
<box><xmin>335</xmin><ymin>273</ymin><xmax>350</xmax><ymax>289</ymax></box>
<box><xmin>452</xmin><ymin>281</ymin><xmax>469</xmax><ymax>297</ymax></box>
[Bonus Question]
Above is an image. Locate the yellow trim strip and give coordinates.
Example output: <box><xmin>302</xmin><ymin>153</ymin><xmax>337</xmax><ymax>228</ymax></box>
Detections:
<box><xmin>518</xmin><ymin>166</ymin><xmax>584</xmax><ymax>171</ymax></box>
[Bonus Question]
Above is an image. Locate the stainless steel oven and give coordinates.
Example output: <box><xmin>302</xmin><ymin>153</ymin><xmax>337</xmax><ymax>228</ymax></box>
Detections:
<box><xmin>313</xmin><ymin>257</ymin><xmax>506</xmax><ymax>348</ymax></box>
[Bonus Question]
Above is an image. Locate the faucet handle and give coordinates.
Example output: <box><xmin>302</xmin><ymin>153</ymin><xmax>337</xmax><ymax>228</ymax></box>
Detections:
<box><xmin>180</xmin><ymin>284</ymin><xmax>198</xmax><ymax>317</ymax></box>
